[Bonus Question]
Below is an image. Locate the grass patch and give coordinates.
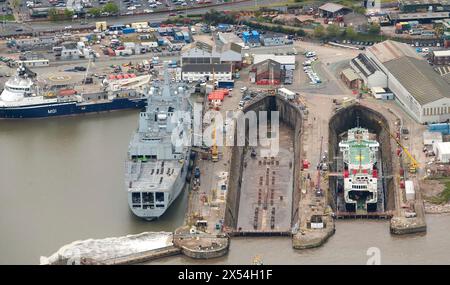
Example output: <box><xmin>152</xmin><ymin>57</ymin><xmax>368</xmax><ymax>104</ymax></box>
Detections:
<box><xmin>426</xmin><ymin>178</ymin><xmax>450</xmax><ymax>204</ymax></box>
<box><xmin>0</xmin><ymin>15</ymin><xmax>15</xmax><ymax>21</ymax></box>
<box><xmin>337</xmin><ymin>33</ymin><xmax>388</xmax><ymax>42</ymax></box>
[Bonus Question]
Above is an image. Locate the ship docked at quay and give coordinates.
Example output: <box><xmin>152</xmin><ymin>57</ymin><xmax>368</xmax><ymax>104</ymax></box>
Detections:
<box><xmin>125</xmin><ymin>69</ymin><xmax>192</xmax><ymax>220</ymax></box>
<box><xmin>0</xmin><ymin>65</ymin><xmax>148</xmax><ymax>119</ymax></box>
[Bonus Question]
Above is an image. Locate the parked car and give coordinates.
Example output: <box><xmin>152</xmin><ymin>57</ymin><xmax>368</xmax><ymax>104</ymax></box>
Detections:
<box><xmin>194</xmin><ymin>167</ymin><xmax>200</xmax><ymax>178</ymax></box>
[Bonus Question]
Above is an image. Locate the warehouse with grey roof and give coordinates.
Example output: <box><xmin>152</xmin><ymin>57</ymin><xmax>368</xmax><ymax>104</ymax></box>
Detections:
<box><xmin>360</xmin><ymin>40</ymin><xmax>450</xmax><ymax>123</ymax></box>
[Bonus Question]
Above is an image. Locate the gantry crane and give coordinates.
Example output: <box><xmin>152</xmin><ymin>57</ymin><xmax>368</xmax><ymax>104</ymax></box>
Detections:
<box><xmin>378</xmin><ymin>120</ymin><xmax>419</xmax><ymax>173</ymax></box>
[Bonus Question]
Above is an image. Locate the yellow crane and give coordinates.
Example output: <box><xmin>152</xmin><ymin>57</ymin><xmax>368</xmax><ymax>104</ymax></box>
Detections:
<box><xmin>378</xmin><ymin>120</ymin><xmax>419</xmax><ymax>173</ymax></box>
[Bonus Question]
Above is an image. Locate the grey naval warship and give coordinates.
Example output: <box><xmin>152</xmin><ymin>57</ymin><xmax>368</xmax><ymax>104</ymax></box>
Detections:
<box><xmin>125</xmin><ymin>68</ymin><xmax>192</xmax><ymax>220</ymax></box>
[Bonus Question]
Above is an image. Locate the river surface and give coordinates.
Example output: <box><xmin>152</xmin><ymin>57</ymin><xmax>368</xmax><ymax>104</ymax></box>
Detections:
<box><xmin>1</xmin><ymin>112</ymin><xmax>449</xmax><ymax>264</ymax></box>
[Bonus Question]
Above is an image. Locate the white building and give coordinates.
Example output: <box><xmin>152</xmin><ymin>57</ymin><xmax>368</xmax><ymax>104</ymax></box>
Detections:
<box><xmin>17</xmin><ymin>59</ymin><xmax>49</xmax><ymax>68</ymax></box>
<box><xmin>181</xmin><ymin>41</ymin><xmax>242</xmax><ymax>69</ymax></box>
<box><xmin>423</xmin><ymin>131</ymin><xmax>443</xmax><ymax>146</ymax></box>
<box><xmin>350</xmin><ymin>53</ymin><xmax>387</xmax><ymax>88</ymax></box>
<box><xmin>180</xmin><ymin>64</ymin><xmax>232</xmax><ymax>82</ymax></box>
<box><xmin>433</xmin><ymin>141</ymin><xmax>450</xmax><ymax>163</ymax></box>
<box><xmin>362</xmin><ymin>40</ymin><xmax>450</xmax><ymax>124</ymax></box>
<box><xmin>60</xmin><ymin>42</ymin><xmax>81</xmax><ymax>60</ymax></box>
<box><xmin>217</xmin><ymin>32</ymin><xmax>244</xmax><ymax>47</ymax></box>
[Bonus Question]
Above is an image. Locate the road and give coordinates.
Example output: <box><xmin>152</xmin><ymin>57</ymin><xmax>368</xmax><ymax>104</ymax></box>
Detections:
<box><xmin>0</xmin><ymin>0</ymin><xmax>273</xmax><ymax>36</ymax></box>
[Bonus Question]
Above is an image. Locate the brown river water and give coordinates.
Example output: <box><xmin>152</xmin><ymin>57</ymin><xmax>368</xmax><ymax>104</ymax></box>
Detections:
<box><xmin>0</xmin><ymin>111</ymin><xmax>449</xmax><ymax>264</ymax></box>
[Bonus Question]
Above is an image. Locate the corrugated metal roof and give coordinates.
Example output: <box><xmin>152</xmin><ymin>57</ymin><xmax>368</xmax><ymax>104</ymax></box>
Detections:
<box><xmin>351</xmin><ymin>53</ymin><xmax>379</xmax><ymax>77</ymax></box>
<box><xmin>368</xmin><ymin>40</ymin><xmax>420</xmax><ymax>63</ymax></box>
<box><xmin>319</xmin><ymin>3</ymin><xmax>346</xmax><ymax>13</ymax></box>
<box><xmin>433</xmin><ymin>50</ymin><xmax>450</xmax><ymax>57</ymax></box>
<box><xmin>253</xmin><ymin>54</ymin><xmax>295</xmax><ymax>65</ymax></box>
<box><xmin>400</xmin><ymin>0</ymin><xmax>450</xmax><ymax>6</ymax></box>
<box><xmin>384</xmin><ymin>56</ymin><xmax>450</xmax><ymax>105</ymax></box>
<box><xmin>342</xmin><ymin>68</ymin><xmax>361</xmax><ymax>82</ymax></box>
<box><xmin>435</xmin><ymin>65</ymin><xmax>450</xmax><ymax>76</ymax></box>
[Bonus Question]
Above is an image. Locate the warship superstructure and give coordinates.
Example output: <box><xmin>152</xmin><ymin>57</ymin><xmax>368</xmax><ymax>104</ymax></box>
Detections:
<box><xmin>125</xmin><ymin>69</ymin><xmax>192</xmax><ymax>220</ymax></box>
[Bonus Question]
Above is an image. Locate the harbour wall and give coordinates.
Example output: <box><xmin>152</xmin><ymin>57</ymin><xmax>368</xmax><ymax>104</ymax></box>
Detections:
<box><xmin>102</xmin><ymin>246</ymin><xmax>181</xmax><ymax>265</ymax></box>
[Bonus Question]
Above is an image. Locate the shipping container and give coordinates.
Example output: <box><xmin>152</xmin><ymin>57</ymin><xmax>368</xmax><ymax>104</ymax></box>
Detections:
<box><xmin>428</xmin><ymin>123</ymin><xmax>450</xmax><ymax>135</ymax></box>
<box><xmin>122</xmin><ymin>28</ymin><xmax>136</xmax><ymax>34</ymax></box>
<box><xmin>216</xmin><ymin>80</ymin><xmax>234</xmax><ymax>89</ymax></box>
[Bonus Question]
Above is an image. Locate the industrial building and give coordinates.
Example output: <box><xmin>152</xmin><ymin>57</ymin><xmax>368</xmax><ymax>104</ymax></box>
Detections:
<box><xmin>318</xmin><ymin>3</ymin><xmax>351</xmax><ymax>18</ymax></box>
<box><xmin>435</xmin><ymin>65</ymin><xmax>450</xmax><ymax>84</ymax></box>
<box><xmin>431</xmin><ymin>49</ymin><xmax>450</xmax><ymax>65</ymax></box>
<box><xmin>17</xmin><ymin>58</ymin><xmax>49</xmax><ymax>68</ymax></box>
<box><xmin>433</xmin><ymin>141</ymin><xmax>450</xmax><ymax>162</ymax></box>
<box><xmin>11</xmin><ymin>36</ymin><xmax>60</xmax><ymax>50</ymax></box>
<box><xmin>350</xmin><ymin>53</ymin><xmax>387</xmax><ymax>88</ymax></box>
<box><xmin>179</xmin><ymin>64</ymin><xmax>232</xmax><ymax>82</ymax></box>
<box><xmin>253</xmin><ymin>54</ymin><xmax>296</xmax><ymax>70</ymax></box>
<box><xmin>217</xmin><ymin>32</ymin><xmax>244</xmax><ymax>47</ymax></box>
<box><xmin>249</xmin><ymin>59</ymin><xmax>282</xmax><ymax>84</ymax></box>
<box><xmin>361</xmin><ymin>40</ymin><xmax>450</xmax><ymax>124</ymax></box>
<box><xmin>181</xmin><ymin>41</ymin><xmax>242</xmax><ymax>69</ymax></box>
<box><xmin>59</xmin><ymin>42</ymin><xmax>81</xmax><ymax>60</ymax></box>
<box><xmin>389</xmin><ymin>12</ymin><xmax>450</xmax><ymax>23</ymax></box>
<box><xmin>398</xmin><ymin>0</ymin><xmax>450</xmax><ymax>13</ymax></box>
<box><xmin>260</xmin><ymin>33</ymin><xmax>289</xmax><ymax>46</ymax></box>
<box><xmin>340</xmin><ymin>68</ymin><xmax>362</xmax><ymax>89</ymax></box>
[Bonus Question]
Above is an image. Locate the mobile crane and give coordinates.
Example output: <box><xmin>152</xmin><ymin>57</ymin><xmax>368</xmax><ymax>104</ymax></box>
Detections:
<box><xmin>378</xmin><ymin>120</ymin><xmax>419</xmax><ymax>173</ymax></box>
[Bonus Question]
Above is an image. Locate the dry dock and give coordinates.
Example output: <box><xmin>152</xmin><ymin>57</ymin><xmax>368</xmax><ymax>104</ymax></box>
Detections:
<box><xmin>236</xmin><ymin>124</ymin><xmax>294</xmax><ymax>234</ymax></box>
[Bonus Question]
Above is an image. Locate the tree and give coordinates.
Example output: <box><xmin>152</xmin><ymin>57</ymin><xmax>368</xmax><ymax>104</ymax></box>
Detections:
<box><xmin>64</xmin><ymin>8</ymin><xmax>74</xmax><ymax>19</ymax></box>
<box><xmin>102</xmin><ymin>2</ymin><xmax>119</xmax><ymax>15</ymax></box>
<box><xmin>48</xmin><ymin>8</ymin><xmax>59</xmax><ymax>21</ymax></box>
<box><xmin>368</xmin><ymin>23</ymin><xmax>380</xmax><ymax>35</ymax></box>
<box><xmin>353</xmin><ymin>6</ymin><xmax>366</xmax><ymax>15</ymax></box>
<box><xmin>326</xmin><ymin>24</ymin><xmax>340</xmax><ymax>38</ymax></box>
<box><xmin>11</xmin><ymin>0</ymin><xmax>20</xmax><ymax>9</ymax></box>
<box><xmin>345</xmin><ymin>26</ymin><xmax>356</xmax><ymax>40</ymax></box>
<box><xmin>435</xmin><ymin>25</ymin><xmax>444</xmax><ymax>37</ymax></box>
<box><xmin>313</xmin><ymin>25</ymin><xmax>326</xmax><ymax>39</ymax></box>
<box><xmin>89</xmin><ymin>7</ymin><xmax>102</xmax><ymax>17</ymax></box>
